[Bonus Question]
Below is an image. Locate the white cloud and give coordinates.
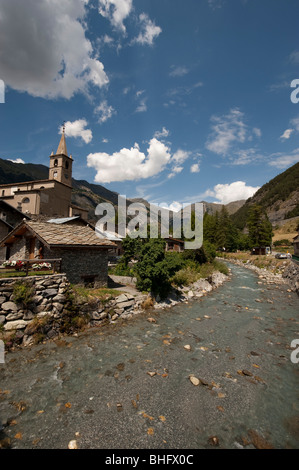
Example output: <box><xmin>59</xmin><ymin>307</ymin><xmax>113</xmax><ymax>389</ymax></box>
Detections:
<box><xmin>7</xmin><ymin>158</ymin><xmax>25</xmax><ymax>164</ymax></box>
<box><xmin>133</xmin><ymin>13</ymin><xmax>162</xmax><ymax>46</ymax></box>
<box><xmin>173</xmin><ymin>149</ymin><xmax>191</xmax><ymax>164</ymax></box>
<box><xmin>279</xmin><ymin>117</ymin><xmax>299</xmax><ymax>141</ymax></box>
<box><xmin>135</xmin><ymin>91</ymin><xmax>147</xmax><ymax>113</ymax></box>
<box><xmin>291</xmin><ymin>116</ymin><xmax>299</xmax><ymax>131</ymax></box>
<box><xmin>0</xmin><ymin>0</ymin><xmax>109</xmax><ymax>99</ymax></box>
<box><xmin>289</xmin><ymin>50</ymin><xmax>299</xmax><ymax>64</ymax></box>
<box><xmin>160</xmin><ymin>201</ymin><xmax>183</xmax><ymax>213</ymax></box>
<box><xmin>154</xmin><ymin>127</ymin><xmax>170</xmax><ymax>139</ymax></box>
<box><xmin>168</xmin><ymin>166</ymin><xmax>183</xmax><ymax>179</ymax></box>
<box><xmin>206</xmin><ymin>108</ymin><xmax>247</xmax><ymax>155</ymax></box>
<box><xmin>60</xmin><ymin>119</ymin><xmax>93</xmax><ymax>144</ymax></box>
<box><xmin>280</xmin><ymin>129</ymin><xmax>294</xmax><ymax>140</ymax></box>
<box><xmin>269</xmin><ymin>149</ymin><xmax>299</xmax><ymax>169</ymax></box>
<box><xmin>169</xmin><ymin>66</ymin><xmax>189</xmax><ymax>77</ymax></box>
<box><xmin>231</xmin><ymin>148</ymin><xmax>260</xmax><ymax>166</ymax></box>
<box><xmin>98</xmin><ymin>0</ymin><xmax>133</xmax><ymax>33</ymax></box>
<box><xmin>190</xmin><ymin>163</ymin><xmax>200</xmax><ymax>173</ymax></box>
<box><xmin>87</xmin><ymin>138</ymin><xmax>171</xmax><ymax>183</ymax></box>
<box><xmin>253</xmin><ymin>127</ymin><xmax>262</xmax><ymax>138</ymax></box>
<box><xmin>94</xmin><ymin>100</ymin><xmax>116</xmax><ymax>123</ymax></box>
<box><xmin>207</xmin><ymin>181</ymin><xmax>260</xmax><ymax>204</ymax></box>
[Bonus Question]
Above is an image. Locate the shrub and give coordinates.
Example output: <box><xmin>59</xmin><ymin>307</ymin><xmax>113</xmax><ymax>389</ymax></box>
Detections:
<box><xmin>12</xmin><ymin>280</ymin><xmax>34</xmax><ymax>307</ymax></box>
<box><xmin>170</xmin><ymin>267</ymin><xmax>199</xmax><ymax>287</ymax></box>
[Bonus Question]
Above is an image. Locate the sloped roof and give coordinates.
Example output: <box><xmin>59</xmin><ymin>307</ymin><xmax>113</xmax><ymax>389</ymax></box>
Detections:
<box><xmin>1</xmin><ymin>220</ymin><xmax>116</xmax><ymax>248</ymax></box>
<box><xmin>47</xmin><ymin>216</ymin><xmax>80</xmax><ymax>224</ymax></box>
<box><xmin>95</xmin><ymin>227</ymin><xmax>124</xmax><ymax>241</ymax></box>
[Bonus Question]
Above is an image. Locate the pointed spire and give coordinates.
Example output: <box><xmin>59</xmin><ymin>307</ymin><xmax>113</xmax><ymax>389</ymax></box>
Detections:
<box><xmin>56</xmin><ymin>123</ymin><xmax>68</xmax><ymax>156</ymax></box>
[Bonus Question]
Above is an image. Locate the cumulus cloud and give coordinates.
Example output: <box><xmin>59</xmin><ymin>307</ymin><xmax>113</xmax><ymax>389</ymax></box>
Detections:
<box><xmin>206</xmin><ymin>108</ymin><xmax>247</xmax><ymax>156</ymax></box>
<box><xmin>207</xmin><ymin>181</ymin><xmax>260</xmax><ymax>204</ymax></box>
<box><xmin>0</xmin><ymin>0</ymin><xmax>109</xmax><ymax>100</ymax></box>
<box><xmin>98</xmin><ymin>0</ymin><xmax>133</xmax><ymax>33</ymax></box>
<box><xmin>190</xmin><ymin>163</ymin><xmax>200</xmax><ymax>173</ymax></box>
<box><xmin>60</xmin><ymin>119</ymin><xmax>93</xmax><ymax>144</ymax></box>
<box><xmin>94</xmin><ymin>100</ymin><xmax>116</xmax><ymax>123</ymax></box>
<box><xmin>173</xmin><ymin>149</ymin><xmax>191</xmax><ymax>164</ymax></box>
<box><xmin>87</xmin><ymin>138</ymin><xmax>171</xmax><ymax>183</ymax></box>
<box><xmin>133</xmin><ymin>13</ymin><xmax>162</xmax><ymax>46</ymax></box>
<box><xmin>7</xmin><ymin>158</ymin><xmax>25</xmax><ymax>164</ymax></box>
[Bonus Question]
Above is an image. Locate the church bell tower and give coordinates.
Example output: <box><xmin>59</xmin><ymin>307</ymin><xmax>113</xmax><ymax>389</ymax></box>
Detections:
<box><xmin>49</xmin><ymin>126</ymin><xmax>73</xmax><ymax>187</ymax></box>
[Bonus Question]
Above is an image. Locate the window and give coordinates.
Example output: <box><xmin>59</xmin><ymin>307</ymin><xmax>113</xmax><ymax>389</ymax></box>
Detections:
<box><xmin>54</xmin><ymin>159</ymin><xmax>58</xmax><ymax>167</ymax></box>
<box><xmin>65</xmin><ymin>161</ymin><xmax>69</xmax><ymax>169</ymax></box>
<box><xmin>22</xmin><ymin>197</ymin><xmax>30</xmax><ymax>204</ymax></box>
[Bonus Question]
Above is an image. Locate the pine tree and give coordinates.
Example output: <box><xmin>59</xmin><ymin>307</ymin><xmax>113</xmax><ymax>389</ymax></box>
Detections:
<box><xmin>247</xmin><ymin>204</ymin><xmax>273</xmax><ymax>248</ymax></box>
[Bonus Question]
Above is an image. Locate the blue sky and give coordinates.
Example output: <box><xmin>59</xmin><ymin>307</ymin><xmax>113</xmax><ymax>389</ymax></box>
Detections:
<box><xmin>0</xmin><ymin>0</ymin><xmax>299</xmax><ymax>211</ymax></box>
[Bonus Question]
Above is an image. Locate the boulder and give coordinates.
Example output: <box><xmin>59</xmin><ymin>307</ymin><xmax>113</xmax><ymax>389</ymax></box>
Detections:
<box><xmin>4</xmin><ymin>320</ymin><xmax>29</xmax><ymax>331</ymax></box>
<box><xmin>115</xmin><ymin>294</ymin><xmax>129</xmax><ymax>304</ymax></box>
<box><xmin>116</xmin><ymin>300</ymin><xmax>135</xmax><ymax>310</ymax></box>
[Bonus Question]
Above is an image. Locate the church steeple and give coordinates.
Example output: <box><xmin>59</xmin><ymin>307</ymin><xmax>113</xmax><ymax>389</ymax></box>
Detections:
<box><xmin>56</xmin><ymin>127</ymin><xmax>68</xmax><ymax>156</ymax></box>
<box><xmin>49</xmin><ymin>126</ymin><xmax>73</xmax><ymax>187</ymax></box>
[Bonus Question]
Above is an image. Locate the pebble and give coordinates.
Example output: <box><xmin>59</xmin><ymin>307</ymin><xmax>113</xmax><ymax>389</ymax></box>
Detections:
<box><xmin>68</xmin><ymin>440</ymin><xmax>78</xmax><ymax>449</ymax></box>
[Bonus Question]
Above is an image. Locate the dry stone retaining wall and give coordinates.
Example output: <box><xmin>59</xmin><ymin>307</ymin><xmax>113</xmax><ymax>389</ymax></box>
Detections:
<box><xmin>0</xmin><ymin>270</ymin><xmax>229</xmax><ymax>349</ymax></box>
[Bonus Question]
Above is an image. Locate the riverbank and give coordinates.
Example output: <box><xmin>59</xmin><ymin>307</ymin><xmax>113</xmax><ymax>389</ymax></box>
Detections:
<box><xmin>218</xmin><ymin>253</ymin><xmax>299</xmax><ymax>294</ymax></box>
<box><xmin>0</xmin><ymin>267</ymin><xmax>230</xmax><ymax>352</ymax></box>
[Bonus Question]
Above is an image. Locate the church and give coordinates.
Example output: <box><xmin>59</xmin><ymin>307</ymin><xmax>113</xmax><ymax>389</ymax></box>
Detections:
<box><xmin>0</xmin><ymin>130</ymin><xmax>88</xmax><ymax>221</ymax></box>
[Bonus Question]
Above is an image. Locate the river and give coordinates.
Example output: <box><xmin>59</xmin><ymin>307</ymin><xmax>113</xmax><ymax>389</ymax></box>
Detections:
<box><xmin>0</xmin><ymin>262</ymin><xmax>298</xmax><ymax>449</ymax></box>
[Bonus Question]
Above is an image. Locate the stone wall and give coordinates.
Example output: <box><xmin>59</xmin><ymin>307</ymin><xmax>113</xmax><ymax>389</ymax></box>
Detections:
<box><xmin>0</xmin><ymin>274</ymin><xmax>68</xmax><ymax>334</ymax></box>
<box><xmin>49</xmin><ymin>247</ymin><xmax>109</xmax><ymax>287</ymax></box>
<box><xmin>0</xmin><ymin>269</ymin><xmax>229</xmax><ymax>350</ymax></box>
<box><xmin>282</xmin><ymin>261</ymin><xmax>299</xmax><ymax>294</ymax></box>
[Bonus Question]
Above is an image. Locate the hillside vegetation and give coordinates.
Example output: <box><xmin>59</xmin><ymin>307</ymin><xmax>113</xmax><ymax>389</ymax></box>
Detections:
<box><xmin>231</xmin><ymin>162</ymin><xmax>299</xmax><ymax>229</ymax></box>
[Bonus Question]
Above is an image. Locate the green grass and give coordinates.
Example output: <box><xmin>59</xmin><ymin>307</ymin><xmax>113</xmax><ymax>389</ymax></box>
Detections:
<box><xmin>0</xmin><ymin>270</ymin><xmax>53</xmax><ymax>278</ymax></box>
<box><xmin>71</xmin><ymin>285</ymin><xmax>123</xmax><ymax>301</ymax></box>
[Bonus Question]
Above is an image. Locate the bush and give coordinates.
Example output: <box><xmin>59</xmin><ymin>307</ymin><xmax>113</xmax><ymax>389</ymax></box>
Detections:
<box><xmin>12</xmin><ymin>280</ymin><xmax>34</xmax><ymax>307</ymax></box>
<box><xmin>170</xmin><ymin>267</ymin><xmax>199</xmax><ymax>287</ymax></box>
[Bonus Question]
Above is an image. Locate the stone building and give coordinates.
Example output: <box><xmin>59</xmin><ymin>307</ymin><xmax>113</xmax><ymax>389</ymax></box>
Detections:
<box><xmin>0</xmin><ymin>220</ymin><xmax>116</xmax><ymax>287</ymax></box>
<box><xmin>0</xmin><ymin>131</ymin><xmax>88</xmax><ymax>221</ymax></box>
<box><xmin>0</xmin><ymin>200</ymin><xmax>31</xmax><ymax>259</ymax></box>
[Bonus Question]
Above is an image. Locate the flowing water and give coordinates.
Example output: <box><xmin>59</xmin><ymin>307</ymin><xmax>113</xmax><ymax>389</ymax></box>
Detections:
<box><xmin>0</xmin><ymin>263</ymin><xmax>298</xmax><ymax>449</ymax></box>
